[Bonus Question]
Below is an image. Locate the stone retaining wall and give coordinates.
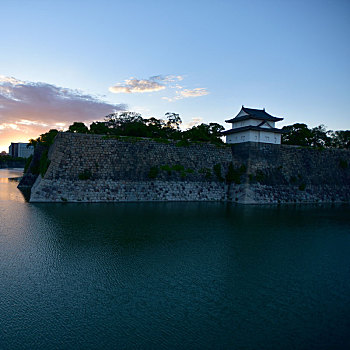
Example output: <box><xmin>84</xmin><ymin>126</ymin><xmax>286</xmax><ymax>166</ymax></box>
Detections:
<box><xmin>232</xmin><ymin>142</ymin><xmax>350</xmax><ymax>186</ymax></box>
<box><xmin>30</xmin><ymin>133</ymin><xmax>233</xmax><ymax>202</ymax></box>
<box><xmin>30</xmin><ymin>179</ymin><xmax>228</xmax><ymax>202</ymax></box>
<box><xmin>45</xmin><ymin>133</ymin><xmax>233</xmax><ymax>181</ymax></box>
<box><xmin>28</xmin><ymin>133</ymin><xmax>350</xmax><ymax>203</ymax></box>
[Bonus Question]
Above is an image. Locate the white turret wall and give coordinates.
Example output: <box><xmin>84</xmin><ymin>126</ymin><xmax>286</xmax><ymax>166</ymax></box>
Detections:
<box><xmin>231</xmin><ymin>120</ymin><xmax>276</xmax><ymax>129</ymax></box>
<box><xmin>226</xmin><ymin>131</ymin><xmax>281</xmax><ymax>144</ymax></box>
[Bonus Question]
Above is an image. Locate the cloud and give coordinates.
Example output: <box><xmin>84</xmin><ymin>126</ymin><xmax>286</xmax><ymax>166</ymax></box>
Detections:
<box><xmin>0</xmin><ymin>123</ymin><xmax>19</xmax><ymax>130</ymax></box>
<box><xmin>132</xmin><ymin>106</ymin><xmax>151</xmax><ymax>114</ymax></box>
<box><xmin>162</xmin><ymin>88</ymin><xmax>209</xmax><ymax>102</ymax></box>
<box><xmin>182</xmin><ymin>117</ymin><xmax>203</xmax><ymax>130</ymax></box>
<box><xmin>0</xmin><ymin>75</ymin><xmax>126</xmax><ymax>151</ymax></box>
<box><xmin>179</xmin><ymin>88</ymin><xmax>209</xmax><ymax>98</ymax></box>
<box><xmin>161</xmin><ymin>96</ymin><xmax>174</xmax><ymax>102</ymax></box>
<box><xmin>157</xmin><ymin>75</ymin><xmax>184</xmax><ymax>82</ymax></box>
<box><xmin>109</xmin><ymin>74</ymin><xmax>208</xmax><ymax>103</ymax></box>
<box><xmin>0</xmin><ymin>76</ymin><xmax>24</xmax><ymax>85</ymax></box>
<box><xmin>109</xmin><ymin>75</ymin><xmax>184</xmax><ymax>94</ymax></box>
<box><xmin>109</xmin><ymin>78</ymin><xmax>166</xmax><ymax>94</ymax></box>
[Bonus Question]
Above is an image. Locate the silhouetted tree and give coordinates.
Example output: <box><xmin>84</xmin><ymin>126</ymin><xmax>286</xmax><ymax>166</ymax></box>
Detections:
<box><xmin>282</xmin><ymin>123</ymin><xmax>350</xmax><ymax>149</ymax></box>
<box><xmin>89</xmin><ymin>121</ymin><xmax>110</xmax><ymax>135</ymax></box>
<box><xmin>68</xmin><ymin>122</ymin><xmax>89</xmax><ymax>134</ymax></box>
<box><xmin>183</xmin><ymin>123</ymin><xmax>224</xmax><ymax>143</ymax></box>
<box><xmin>165</xmin><ymin>112</ymin><xmax>182</xmax><ymax>130</ymax></box>
<box><xmin>105</xmin><ymin>111</ymin><xmax>143</xmax><ymax>128</ymax></box>
<box><xmin>282</xmin><ymin>123</ymin><xmax>313</xmax><ymax>146</ymax></box>
<box><xmin>331</xmin><ymin>130</ymin><xmax>350</xmax><ymax>149</ymax></box>
<box><xmin>29</xmin><ymin>129</ymin><xmax>58</xmax><ymax>147</ymax></box>
<box><xmin>309</xmin><ymin>125</ymin><xmax>332</xmax><ymax>147</ymax></box>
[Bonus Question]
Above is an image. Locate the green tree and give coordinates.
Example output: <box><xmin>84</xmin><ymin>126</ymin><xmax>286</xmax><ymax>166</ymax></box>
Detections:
<box><xmin>28</xmin><ymin>138</ymin><xmax>38</xmax><ymax>148</ymax></box>
<box><xmin>310</xmin><ymin>125</ymin><xmax>332</xmax><ymax>147</ymax></box>
<box><xmin>26</xmin><ymin>129</ymin><xmax>58</xmax><ymax>151</ymax></box>
<box><xmin>282</xmin><ymin>123</ymin><xmax>350</xmax><ymax>148</ymax></box>
<box><xmin>35</xmin><ymin>129</ymin><xmax>59</xmax><ymax>146</ymax></box>
<box><xmin>331</xmin><ymin>130</ymin><xmax>350</xmax><ymax>149</ymax></box>
<box><xmin>105</xmin><ymin>111</ymin><xmax>143</xmax><ymax>128</ymax></box>
<box><xmin>165</xmin><ymin>112</ymin><xmax>182</xmax><ymax>130</ymax></box>
<box><xmin>104</xmin><ymin>111</ymin><xmax>152</xmax><ymax>137</ymax></box>
<box><xmin>89</xmin><ymin>121</ymin><xmax>110</xmax><ymax>134</ymax></box>
<box><xmin>209</xmin><ymin>123</ymin><xmax>225</xmax><ymax>138</ymax></box>
<box><xmin>145</xmin><ymin>117</ymin><xmax>167</xmax><ymax>138</ymax></box>
<box><xmin>145</xmin><ymin>117</ymin><xmax>166</xmax><ymax>128</ymax></box>
<box><xmin>68</xmin><ymin>122</ymin><xmax>89</xmax><ymax>133</ymax></box>
<box><xmin>183</xmin><ymin>123</ymin><xmax>224</xmax><ymax>143</ymax></box>
<box><xmin>282</xmin><ymin>123</ymin><xmax>313</xmax><ymax>146</ymax></box>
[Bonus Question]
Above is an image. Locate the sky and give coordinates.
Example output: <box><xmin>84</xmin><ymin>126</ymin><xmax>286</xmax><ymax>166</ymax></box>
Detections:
<box><xmin>1</xmin><ymin>0</ymin><xmax>349</xmax><ymax>152</ymax></box>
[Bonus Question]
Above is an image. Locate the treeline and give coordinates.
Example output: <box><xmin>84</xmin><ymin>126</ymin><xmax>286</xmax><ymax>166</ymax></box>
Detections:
<box><xmin>0</xmin><ymin>154</ymin><xmax>26</xmax><ymax>169</ymax></box>
<box><xmin>0</xmin><ymin>154</ymin><xmax>26</xmax><ymax>162</ymax></box>
<box><xmin>29</xmin><ymin>112</ymin><xmax>225</xmax><ymax>147</ymax></box>
<box><xmin>282</xmin><ymin>123</ymin><xmax>350</xmax><ymax>149</ymax></box>
<box><xmin>28</xmin><ymin>112</ymin><xmax>350</xmax><ymax>150</ymax></box>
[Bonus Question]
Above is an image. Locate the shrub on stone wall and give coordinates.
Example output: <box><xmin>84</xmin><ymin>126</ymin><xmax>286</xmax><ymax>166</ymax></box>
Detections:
<box><xmin>172</xmin><ymin>164</ymin><xmax>185</xmax><ymax>172</ymax></box>
<box><xmin>102</xmin><ymin>135</ymin><xmax>120</xmax><ymax>140</ymax></box>
<box><xmin>39</xmin><ymin>150</ymin><xmax>51</xmax><ymax>178</ymax></box>
<box><xmin>255</xmin><ymin>170</ymin><xmax>265</xmax><ymax>183</ymax></box>
<box><xmin>199</xmin><ymin>167</ymin><xmax>212</xmax><ymax>180</ymax></box>
<box><xmin>159</xmin><ymin>164</ymin><xmax>194</xmax><ymax>179</ymax></box>
<box><xmin>299</xmin><ymin>183</ymin><xmax>306</xmax><ymax>191</ymax></box>
<box><xmin>213</xmin><ymin>164</ymin><xmax>223</xmax><ymax>182</ymax></box>
<box><xmin>339</xmin><ymin>159</ymin><xmax>348</xmax><ymax>169</ymax></box>
<box><xmin>226</xmin><ymin>163</ymin><xmax>245</xmax><ymax>184</ymax></box>
<box><xmin>160</xmin><ymin>164</ymin><xmax>172</xmax><ymax>175</ymax></box>
<box><xmin>153</xmin><ymin>138</ymin><xmax>170</xmax><ymax>144</ymax></box>
<box><xmin>176</xmin><ymin>139</ymin><xmax>190</xmax><ymax>147</ymax></box>
<box><xmin>24</xmin><ymin>155</ymin><xmax>33</xmax><ymax>172</ymax></box>
<box><xmin>148</xmin><ymin>166</ymin><xmax>159</xmax><ymax>179</ymax></box>
<box><xmin>290</xmin><ymin>176</ymin><xmax>297</xmax><ymax>184</ymax></box>
<box><xmin>78</xmin><ymin>169</ymin><xmax>92</xmax><ymax>180</ymax></box>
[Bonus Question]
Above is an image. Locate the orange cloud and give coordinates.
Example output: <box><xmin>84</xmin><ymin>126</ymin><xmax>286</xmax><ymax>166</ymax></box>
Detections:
<box><xmin>0</xmin><ymin>76</ymin><xmax>126</xmax><ymax>152</ymax></box>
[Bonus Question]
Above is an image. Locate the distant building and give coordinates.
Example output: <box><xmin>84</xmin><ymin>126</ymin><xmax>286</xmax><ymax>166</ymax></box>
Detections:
<box><xmin>223</xmin><ymin>106</ymin><xmax>284</xmax><ymax>144</ymax></box>
<box><xmin>9</xmin><ymin>143</ymin><xmax>34</xmax><ymax>158</ymax></box>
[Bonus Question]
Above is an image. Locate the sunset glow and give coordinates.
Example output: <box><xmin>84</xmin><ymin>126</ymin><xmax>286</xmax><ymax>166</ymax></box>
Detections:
<box><xmin>1</xmin><ymin>0</ymin><xmax>349</xmax><ymax>152</ymax></box>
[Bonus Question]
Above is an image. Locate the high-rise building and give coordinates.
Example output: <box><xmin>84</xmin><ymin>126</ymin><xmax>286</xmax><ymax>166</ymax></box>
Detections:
<box><xmin>8</xmin><ymin>143</ymin><xmax>34</xmax><ymax>158</ymax></box>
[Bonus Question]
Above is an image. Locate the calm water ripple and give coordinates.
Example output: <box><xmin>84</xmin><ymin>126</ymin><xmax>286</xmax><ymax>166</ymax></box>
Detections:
<box><xmin>0</xmin><ymin>169</ymin><xmax>350</xmax><ymax>349</ymax></box>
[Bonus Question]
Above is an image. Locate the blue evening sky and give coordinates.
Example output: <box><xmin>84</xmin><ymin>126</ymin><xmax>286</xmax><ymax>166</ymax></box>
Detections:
<box><xmin>0</xmin><ymin>0</ymin><xmax>349</xmax><ymax>151</ymax></box>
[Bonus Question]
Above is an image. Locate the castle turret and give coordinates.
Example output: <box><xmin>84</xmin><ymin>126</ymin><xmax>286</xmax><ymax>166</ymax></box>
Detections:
<box><xmin>222</xmin><ymin>106</ymin><xmax>284</xmax><ymax>144</ymax></box>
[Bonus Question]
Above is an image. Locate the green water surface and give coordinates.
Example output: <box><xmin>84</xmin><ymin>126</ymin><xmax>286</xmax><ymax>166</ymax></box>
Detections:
<box><xmin>0</xmin><ymin>169</ymin><xmax>349</xmax><ymax>349</ymax></box>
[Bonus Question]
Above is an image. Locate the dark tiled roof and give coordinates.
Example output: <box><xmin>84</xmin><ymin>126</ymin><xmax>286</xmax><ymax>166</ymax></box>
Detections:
<box><xmin>222</xmin><ymin>125</ymin><xmax>285</xmax><ymax>135</ymax></box>
<box><xmin>225</xmin><ymin>107</ymin><xmax>283</xmax><ymax>123</ymax></box>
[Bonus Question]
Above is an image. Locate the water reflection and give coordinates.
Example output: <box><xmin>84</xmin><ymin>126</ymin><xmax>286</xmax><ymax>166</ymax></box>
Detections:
<box><xmin>0</xmin><ymin>168</ymin><xmax>350</xmax><ymax>349</ymax></box>
<box><xmin>0</xmin><ymin>168</ymin><xmax>26</xmax><ymax>202</ymax></box>
<box><xmin>0</xmin><ymin>168</ymin><xmax>23</xmax><ymax>179</ymax></box>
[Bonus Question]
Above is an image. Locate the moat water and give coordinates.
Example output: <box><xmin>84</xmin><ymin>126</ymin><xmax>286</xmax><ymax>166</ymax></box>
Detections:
<box><xmin>1</xmin><ymin>168</ymin><xmax>350</xmax><ymax>349</ymax></box>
